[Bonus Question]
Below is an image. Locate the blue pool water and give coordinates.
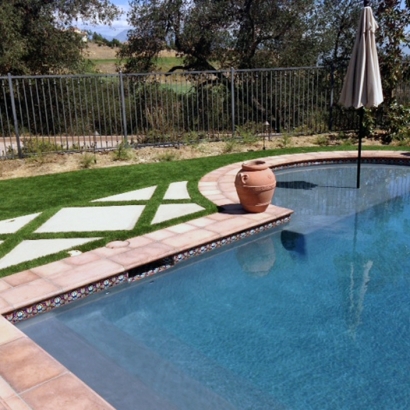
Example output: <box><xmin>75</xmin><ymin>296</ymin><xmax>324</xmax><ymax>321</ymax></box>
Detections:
<box><xmin>18</xmin><ymin>164</ymin><xmax>410</xmax><ymax>410</ymax></box>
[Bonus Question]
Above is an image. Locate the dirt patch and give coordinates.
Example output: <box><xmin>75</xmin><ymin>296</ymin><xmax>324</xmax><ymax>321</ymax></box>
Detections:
<box><xmin>84</xmin><ymin>44</ymin><xmax>178</xmax><ymax>74</ymax></box>
<box><xmin>85</xmin><ymin>43</ymin><xmax>177</xmax><ymax>60</ymax></box>
<box><xmin>0</xmin><ymin>135</ymin><xmax>384</xmax><ymax>180</ymax></box>
<box><xmin>158</xmin><ymin>50</ymin><xmax>178</xmax><ymax>57</ymax></box>
<box><xmin>85</xmin><ymin>42</ymin><xmax>119</xmax><ymax>60</ymax></box>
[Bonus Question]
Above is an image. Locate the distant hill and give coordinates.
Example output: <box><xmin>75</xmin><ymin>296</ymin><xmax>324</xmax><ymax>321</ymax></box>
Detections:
<box><xmin>114</xmin><ymin>29</ymin><xmax>130</xmax><ymax>43</ymax></box>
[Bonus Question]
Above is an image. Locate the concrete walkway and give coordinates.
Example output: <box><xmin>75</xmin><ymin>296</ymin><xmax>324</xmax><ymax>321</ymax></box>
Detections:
<box><xmin>0</xmin><ymin>150</ymin><xmax>409</xmax><ymax>409</ymax></box>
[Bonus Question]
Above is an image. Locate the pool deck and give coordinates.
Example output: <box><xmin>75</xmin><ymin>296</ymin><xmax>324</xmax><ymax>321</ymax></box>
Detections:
<box><xmin>0</xmin><ymin>150</ymin><xmax>408</xmax><ymax>409</ymax></box>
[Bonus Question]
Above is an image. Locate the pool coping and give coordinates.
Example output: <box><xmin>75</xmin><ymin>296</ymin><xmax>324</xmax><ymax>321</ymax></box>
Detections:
<box><xmin>1</xmin><ymin>150</ymin><xmax>409</xmax><ymax>409</ymax></box>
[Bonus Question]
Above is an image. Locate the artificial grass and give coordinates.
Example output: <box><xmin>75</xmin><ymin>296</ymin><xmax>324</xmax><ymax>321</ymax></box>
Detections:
<box><xmin>0</xmin><ymin>144</ymin><xmax>408</xmax><ymax>276</ymax></box>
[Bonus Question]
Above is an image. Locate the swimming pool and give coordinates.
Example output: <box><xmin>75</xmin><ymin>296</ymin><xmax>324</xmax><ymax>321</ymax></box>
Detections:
<box><xmin>18</xmin><ymin>163</ymin><xmax>410</xmax><ymax>409</ymax></box>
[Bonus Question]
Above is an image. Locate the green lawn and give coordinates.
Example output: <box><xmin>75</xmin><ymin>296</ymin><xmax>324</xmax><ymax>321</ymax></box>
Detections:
<box><xmin>91</xmin><ymin>58</ymin><xmax>118</xmax><ymax>64</ymax></box>
<box><xmin>89</xmin><ymin>56</ymin><xmax>184</xmax><ymax>73</ymax></box>
<box><xmin>0</xmin><ymin>145</ymin><xmax>406</xmax><ymax>276</ymax></box>
<box><xmin>154</xmin><ymin>56</ymin><xmax>184</xmax><ymax>72</ymax></box>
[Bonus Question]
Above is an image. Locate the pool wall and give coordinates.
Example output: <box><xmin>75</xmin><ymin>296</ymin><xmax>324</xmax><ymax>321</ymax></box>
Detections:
<box><xmin>1</xmin><ymin>150</ymin><xmax>410</xmax><ymax>409</ymax></box>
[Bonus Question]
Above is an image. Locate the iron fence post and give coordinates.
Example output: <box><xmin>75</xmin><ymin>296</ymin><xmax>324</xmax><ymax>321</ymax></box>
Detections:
<box><xmin>328</xmin><ymin>64</ymin><xmax>334</xmax><ymax>131</ymax></box>
<box><xmin>231</xmin><ymin>67</ymin><xmax>235</xmax><ymax>139</ymax></box>
<box><xmin>7</xmin><ymin>73</ymin><xmax>23</xmax><ymax>158</ymax></box>
<box><xmin>119</xmin><ymin>71</ymin><xmax>128</xmax><ymax>145</ymax></box>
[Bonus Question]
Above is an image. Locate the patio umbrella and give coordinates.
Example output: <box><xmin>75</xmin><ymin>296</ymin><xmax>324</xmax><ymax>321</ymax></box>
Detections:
<box><xmin>339</xmin><ymin>0</ymin><xmax>383</xmax><ymax>188</ymax></box>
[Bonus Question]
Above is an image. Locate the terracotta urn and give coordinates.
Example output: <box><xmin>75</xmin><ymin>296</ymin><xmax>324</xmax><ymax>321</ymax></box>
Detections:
<box><xmin>234</xmin><ymin>160</ymin><xmax>276</xmax><ymax>213</ymax></box>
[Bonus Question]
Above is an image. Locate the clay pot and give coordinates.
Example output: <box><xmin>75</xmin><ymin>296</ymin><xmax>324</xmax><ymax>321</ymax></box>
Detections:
<box><xmin>234</xmin><ymin>160</ymin><xmax>276</xmax><ymax>213</ymax></box>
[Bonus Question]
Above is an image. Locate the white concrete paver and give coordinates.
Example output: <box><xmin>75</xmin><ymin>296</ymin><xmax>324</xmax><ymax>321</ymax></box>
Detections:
<box><xmin>152</xmin><ymin>203</ymin><xmax>205</xmax><ymax>224</ymax></box>
<box><xmin>34</xmin><ymin>206</ymin><xmax>145</xmax><ymax>233</ymax></box>
<box><xmin>163</xmin><ymin>181</ymin><xmax>190</xmax><ymax>199</ymax></box>
<box><xmin>92</xmin><ymin>186</ymin><xmax>157</xmax><ymax>202</ymax></box>
<box><xmin>0</xmin><ymin>238</ymin><xmax>101</xmax><ymax>270</ymax></box>
<box><xmin>0</xmin><ymin>213</ymin><xmax>41</xmax><ymax>234</ymax></box>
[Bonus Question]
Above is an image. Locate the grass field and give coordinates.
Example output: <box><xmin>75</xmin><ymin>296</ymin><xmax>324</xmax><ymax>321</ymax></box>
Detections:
<box><xmin>86</xmin><ymin>42</ymin><xmax>183</xmax><ymax>74</ymax></box>
<box><xmin>91</xmin><ymin>57</ymin><xmax>183</xmax><ymax>73</ymax></box>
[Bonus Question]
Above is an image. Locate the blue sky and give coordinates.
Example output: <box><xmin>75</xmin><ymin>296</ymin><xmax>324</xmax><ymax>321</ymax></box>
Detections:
<box><xmin>79</xmin><ymin>0</ymin><xmax>131</xmax><ymax>38</ymax></box>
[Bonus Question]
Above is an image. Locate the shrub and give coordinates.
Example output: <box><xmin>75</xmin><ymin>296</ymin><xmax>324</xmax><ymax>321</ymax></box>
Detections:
<box><xmin>79</xmin><ymin>153</ymin><xmax>97</xmax><ymax>169</ymax></box>
<box><xmin>383</xmin><ymin>103</ymin><xmax>410</xmax><ymax>143</ymax></box>
<box><xmin>394</xmin><ymin>137</ymin><xmax>410</xmax><ymax>147</ymax></box>
<box><xmin>112</xmin><ymin>141</ymin><xmax>133</xmax><ymax>161</ymax></box>
<box><xmin>278</xmin><ymin>133</ymin><xmax>292</xmax><ymax>148</ymax></box>
<box><xmin>155</xmin><ymin>150</ymin><xmax>180</xmax><ymax>162</ymax></box>
<box><xmin>315</xmin><ymin>135</ymin><xmax>329</xmax><ymax>146</ymax></box>
<box><xmin>222</xmin><ymin>140</ymin><xmax>237</xmax><ymax>153</ymax></box>
<box><xmin>183</xmin><ymin>131</ymin><xmax>201</xmax><ymax>145</ymax></box>
<box><xmin>22</xmin><ymin>137</ymin><xmax>61</xmax><ymax>155</ymax></box>
<box><xmin>236</xmin><ymin>123</ymin><xmax>260</xmax><ymax>144</ymax></box>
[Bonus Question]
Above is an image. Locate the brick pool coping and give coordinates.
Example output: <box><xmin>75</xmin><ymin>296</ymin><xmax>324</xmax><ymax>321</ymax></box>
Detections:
<box><xmin>0</xmin><ymin>150</ymin><xmax>408</xmax><ymax>409</ymax></box>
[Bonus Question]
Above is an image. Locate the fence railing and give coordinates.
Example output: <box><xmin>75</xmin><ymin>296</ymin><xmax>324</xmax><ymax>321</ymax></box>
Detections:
<box><xmin>0</xmin><ymin>67</ymin><xmax>359</xmax><ymax>158</ymax></box>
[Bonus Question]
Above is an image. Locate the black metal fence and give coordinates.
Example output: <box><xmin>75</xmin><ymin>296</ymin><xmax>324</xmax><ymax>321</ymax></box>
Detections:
<box><xmin>0</xmin><ymin>67</ymin><xmax>359</xmax><ymax>158</ymax></box>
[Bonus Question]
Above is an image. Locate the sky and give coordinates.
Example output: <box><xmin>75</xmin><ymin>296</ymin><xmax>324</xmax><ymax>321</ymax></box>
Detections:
<box><xmin>79</xmin><ymin>0</ymin><xmax>131</xmax><ymax>39</ymax></box>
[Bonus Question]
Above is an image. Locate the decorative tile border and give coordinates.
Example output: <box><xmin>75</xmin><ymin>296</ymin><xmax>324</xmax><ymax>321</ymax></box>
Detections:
<box><xmin>4</xmin><ymin>273</ymin><xmax>127</xmax><ymax>323</ymax></box>
<box><xmin>4</xmin><ymin>215</ymin><xmax>291</xmax><ymax>323</ymax></box>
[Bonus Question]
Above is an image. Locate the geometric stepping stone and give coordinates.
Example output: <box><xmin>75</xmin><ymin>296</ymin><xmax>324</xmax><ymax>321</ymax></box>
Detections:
<box><xmin>163</xmin><ymin>181</ymin><xmax>190</xmax><ymax>200</ymax></box>
<box><xmin>92</xmin><ymin>186</ymin><xmax>157</xmax><ymax>202</ymax></box>
<box><xmin>0</xmin><ymin>238</ymin><xmax>101</xmax><ymax>270</ymax></box>
<box><xmin>0</xmin><ymin>213</ymin><xmax>41</xmax><ymax>234</ymax></box>
<box><xmin>35</xmin><ymin>206</ymin><xmax>145</xmax><ymax>233</ymax></box>
<box><xmin>151</xmin><ymin>203</ymin><xmax>204</xmax><ymax>224</ymax></box>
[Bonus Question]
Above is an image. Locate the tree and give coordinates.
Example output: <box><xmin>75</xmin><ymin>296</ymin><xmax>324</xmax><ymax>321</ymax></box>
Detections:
<box><xmin>0</xmin><ymin>0</ymin><xmax>120</xmax><ymax>75</ymax></box>
<box><xmin>0</xmin><ymin>3</ymin><xmax>27</xmax><ymax>74</ymax></box>
<box><xmin>373</xmin><ymin>0</ymin><xmax>410</xmax><ymax>141</ymax></box>
<box><xmin>119</xmin><ymin>0</ymin><xmax>319</xmax><ymax>73</ymax></box>
<box><xmin>375</xmin><ymin>0</ymin><xmax>410</xmax><ymax>107</ymax></box>
<box><xmin>313</xmin><ymin>1</ymin><xmax>410</xmax><ymax>139</ymax></box>
<box><xmin>91</xmin><ymin>31</ymin><xmax>122</xmax><ymax>48</ymax></box>
<box><xmin>315</xmin><ymin>0</ymin><xmax>362</xmax><ymax>71</ymax></box>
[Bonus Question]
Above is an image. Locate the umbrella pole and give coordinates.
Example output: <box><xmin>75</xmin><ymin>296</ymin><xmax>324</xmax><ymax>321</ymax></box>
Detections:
<box><xmin>356</xmin><ymin>107</ymin><xmax>364</xmax><ymax>189</ymax></box>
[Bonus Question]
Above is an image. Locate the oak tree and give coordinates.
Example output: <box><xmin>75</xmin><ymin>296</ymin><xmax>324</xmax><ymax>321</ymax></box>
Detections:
<box><xmin>0</xmin><ymin>0</ymin><xmax>120</xmax><ymax>75</ymax></box>
<box><xmin>119</xmin><ymin>0</ymin><xmax>319</xmax><ymax>73</ymax></box>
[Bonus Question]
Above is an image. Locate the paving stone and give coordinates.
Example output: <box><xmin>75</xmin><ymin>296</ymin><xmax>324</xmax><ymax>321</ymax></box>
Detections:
<box><xmin>92</xmin><ymin>186</ymin><xmax>157</xmax><ymax>202</ymax></box>
<box><xmin>163</xmin><ymin>181</ymin><xmax>190</xmax><ymax>199</ymax></box>
<box><xmin>0</xmin><ymin>213</ymin><xmax>41</xmax><ymax>234</ymax></box>
<box><xmin>151</xmin><ymin>204</ymin><xmax>205</xmax><ymax>224</ymax></box>
<box><xmin>35</xmin><ymin>206</ymin><xmax>145</xmax><ymax>233</ymax></box>
<box><xmin>0</xmin><ymin>238</ymin><xmax>101</xmax><ymax>270</ymax></box>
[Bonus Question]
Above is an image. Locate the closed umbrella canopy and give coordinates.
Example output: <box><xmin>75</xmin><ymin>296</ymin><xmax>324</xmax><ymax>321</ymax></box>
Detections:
<box><xmin>339</xmin><ymin>6</ymin><xmax>383</xmax><ymax>109</ymax></box>
<box><xmin>339</xmin><ymin>3</ymin><xmax>383</xmax><ymax>188</ymax></box>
